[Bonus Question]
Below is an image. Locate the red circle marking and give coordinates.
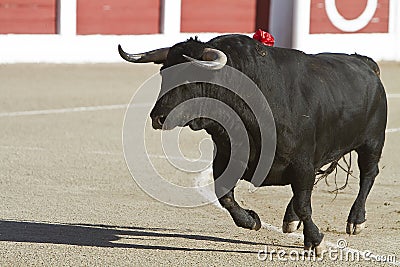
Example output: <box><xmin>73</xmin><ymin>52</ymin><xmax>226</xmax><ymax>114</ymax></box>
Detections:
<box><xmin>335</xmin><ymin>0</ymin><xmax>369</xmax><ymax>20</ymax></box>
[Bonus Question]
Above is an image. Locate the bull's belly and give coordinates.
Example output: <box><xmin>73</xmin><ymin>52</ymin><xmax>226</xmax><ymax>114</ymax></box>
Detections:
<box><xmin>241</xmin><ymin>159</ymin><xmax>291</xmax><ymax>187</ymax></box>
<box><xmin>313</xmin><ymin>126</ymin><xmax>365</xmax><ymax>169</ymax></box>
<box><xmin>243</xmin><ymin>136</ymin><xmax>363</xmax><ymax>187</ymax></box>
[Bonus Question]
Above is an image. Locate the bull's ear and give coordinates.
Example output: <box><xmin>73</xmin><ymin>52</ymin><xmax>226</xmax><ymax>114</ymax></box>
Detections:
<box><xmin>118</xmin><ymin>45</ymin><xmax>170</xmax><ymax>64</ymax></box>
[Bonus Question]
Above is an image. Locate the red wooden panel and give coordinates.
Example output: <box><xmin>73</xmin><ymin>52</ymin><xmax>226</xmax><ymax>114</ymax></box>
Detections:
<box><xmin>181</xmin><ymin>0</ymin><xmax>257</xmax><ymax>33</ymax></box>
<box><xmin>0</xmin><ymin>0</ymin><xmax>56</xmax><ymax>34</ymax></box>
<box><xmin>310</xmin><ymin>0</ymin><xmax>389</xmax><ymax>34</ymax></box>
<box><xmin>77</xmin><ymin>0</ymin><xmax>160</xmax><ymax>35</ymax></box>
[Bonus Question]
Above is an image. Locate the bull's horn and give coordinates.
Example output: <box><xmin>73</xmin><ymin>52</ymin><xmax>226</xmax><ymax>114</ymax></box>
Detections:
<box><xmin>183</xmin><ymin>48</ymin><xmax>227</xmax><ymax>70</ymax></box>
<box><xmin>118</xmin><ymin>45</ymin><xmax>170</xmax><ymax>64</ymax></box>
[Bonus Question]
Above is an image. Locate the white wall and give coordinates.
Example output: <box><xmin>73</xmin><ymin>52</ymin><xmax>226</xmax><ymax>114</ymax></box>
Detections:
<box><xmin>0</xmin><ymin>33</ymin><xmax>232</xmax><ymax>63</ymax></box>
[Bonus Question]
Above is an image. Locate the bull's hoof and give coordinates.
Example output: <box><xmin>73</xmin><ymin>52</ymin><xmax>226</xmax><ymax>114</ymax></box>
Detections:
<box><xmin>346</xmin><ymin>222</ymin><xmax>366</xmax><ymax>235</ymax></box>
<box><xmin>282</xmin><ymin>220</ymin><xmax>301</xmax><ymax>233</ymax></box>
<box><xmin>245</xmin><ymin>209</ymin><xmax>262</xmax><ymax>231</ymax></box>
<box><xmin>304</xmin><ymin>239</ymin><xmax>326</xmax><ymax>257</ymax></box>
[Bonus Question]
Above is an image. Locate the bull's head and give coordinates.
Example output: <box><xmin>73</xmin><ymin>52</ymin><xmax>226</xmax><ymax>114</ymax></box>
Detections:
<box><xmin>118</xmin><ymin>38</ymin><xmax>228</xmax><ymax>132</ymax></box>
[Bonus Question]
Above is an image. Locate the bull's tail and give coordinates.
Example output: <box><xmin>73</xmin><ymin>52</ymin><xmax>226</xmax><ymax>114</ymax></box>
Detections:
<box><xmin>315</xmin><ymin>161</ymin><xmax>338</xmax><ymax>179</ymax></box>
<box><xmin>352</xmin><ymin>53</ymin><xmax>380</xmax><ymax>77</ymax></box>
<box><xmin>315</xmin><ymin>153</ymin><xmax>355</xmax><ymax>198</ymax></box>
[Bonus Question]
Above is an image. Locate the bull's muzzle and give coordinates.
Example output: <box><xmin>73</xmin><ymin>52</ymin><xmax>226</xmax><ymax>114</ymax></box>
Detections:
<box><xmin>152</xmin><ymin>115</ymin><xmax>166</xmax><ymax>130</ymax></box>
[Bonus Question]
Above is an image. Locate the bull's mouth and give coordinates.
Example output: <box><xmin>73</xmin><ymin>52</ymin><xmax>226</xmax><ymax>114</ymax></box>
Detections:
<box><xmin>152</xmin><ymin>116</ymin><xmax>204</xmax><ymax>131</ymax></box>
<box><xmin>186</xmin><ymin>119</ymin><xmax>204</xmax><ymax>131</ymax></box>
<box><xmin>151</xmin><ymin>115</ymin><xmax>184</xmax><ymax>130</ymax></box>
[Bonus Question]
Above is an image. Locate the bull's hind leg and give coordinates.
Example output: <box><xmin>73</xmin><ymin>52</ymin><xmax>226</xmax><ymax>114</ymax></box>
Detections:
<box><xmin>282</xmin><ymin>198</ymin><xmax>301</xmax><ymax>233</ymax></box>
<box><xmin>347</xmin><ymin>139</ymin><xmax>384</xmax><ymax>235</ymax></box>
<box><xmin>290</xmin><ymin>159</ymin><xmax>325</xmax><ymax>255</ymax></box>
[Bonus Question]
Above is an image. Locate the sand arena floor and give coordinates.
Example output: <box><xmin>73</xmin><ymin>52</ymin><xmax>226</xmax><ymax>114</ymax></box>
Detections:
<box><xmin>0</xmin><ymin>63</ymin><xmax>399</xmax><ymax>266</ymax></box>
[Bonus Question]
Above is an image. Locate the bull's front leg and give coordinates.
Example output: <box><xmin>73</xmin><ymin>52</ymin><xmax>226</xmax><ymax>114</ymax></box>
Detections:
<box><xmin>217</xmin><ymin>188</ymin><xmax>262</xmax><ymax>230</ymax></box>
<box><xmin>213</xmin><ymin>151</ymin><xmax>261</xmax><ymax>231</ymax></box>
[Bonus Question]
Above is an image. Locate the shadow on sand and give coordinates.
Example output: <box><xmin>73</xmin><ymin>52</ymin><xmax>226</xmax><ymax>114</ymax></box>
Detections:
<box><xmin>0</xmin><ymin>219</ymin><xmax>300</xmax><ymax>254</ymax></box>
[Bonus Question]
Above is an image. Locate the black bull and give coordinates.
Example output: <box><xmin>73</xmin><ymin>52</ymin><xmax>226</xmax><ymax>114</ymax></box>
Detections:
<box><xmin>119</xmin><ymin>34</ymin><xmax>387</xmax><ymax>253</ymax></box>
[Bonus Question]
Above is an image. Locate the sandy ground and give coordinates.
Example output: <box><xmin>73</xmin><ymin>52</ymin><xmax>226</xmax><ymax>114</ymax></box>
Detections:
<box><xmin>0</xmin><ymin>62</ymin><xmax>399</xmax><ymax>266</ymax></box>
